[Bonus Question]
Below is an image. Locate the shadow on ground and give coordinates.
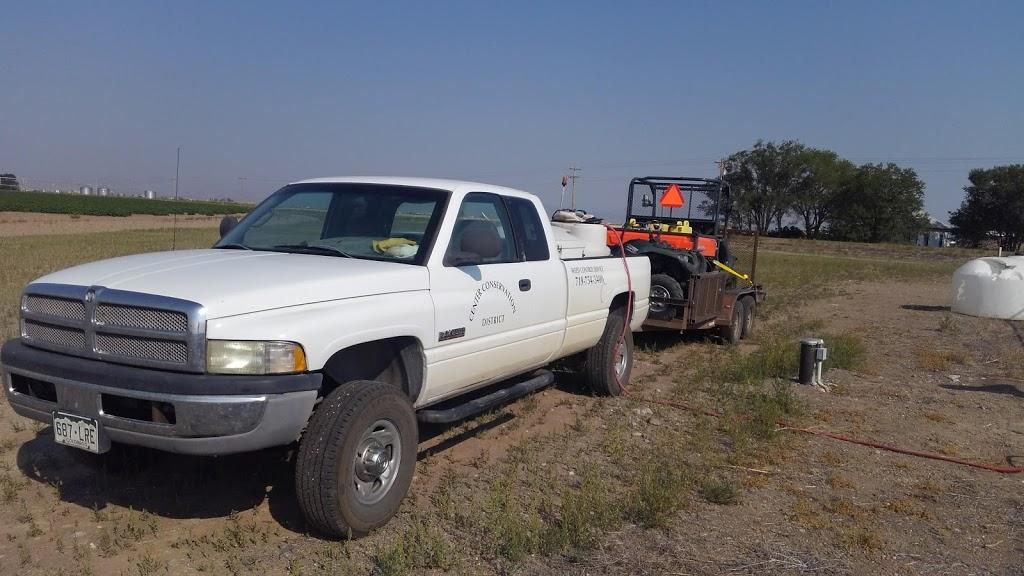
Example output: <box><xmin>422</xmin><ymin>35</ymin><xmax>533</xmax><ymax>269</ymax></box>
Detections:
<box><xmin>634</xmin><ymin>329</ymin><xmax>715</xmax><ymax>352</ymax></box>
<box><xmin>16</xmin><ymin>427</ymin><xmax>308</xmax><ymax>531</ymax></box>
<box><xmin>15</xmin><ymin>370</ymin><xmax>595</xmax><ymax>534</ymax></box>
<box><xmin>939</xmin><ymin>383</ymin><xmax>1024</xmax><ymax>399</ymax></box>
<box><xmin>900</xmin><ymin>304</ymin><xmax>951</xmax><ymax>312</ymax></box>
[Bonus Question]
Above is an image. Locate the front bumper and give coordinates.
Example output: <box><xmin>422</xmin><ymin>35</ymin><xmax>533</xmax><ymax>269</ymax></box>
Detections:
<box><xmin>2</xmin><ymin>339</ymin><xmax>321</xmax><ymax>455</ymax></box>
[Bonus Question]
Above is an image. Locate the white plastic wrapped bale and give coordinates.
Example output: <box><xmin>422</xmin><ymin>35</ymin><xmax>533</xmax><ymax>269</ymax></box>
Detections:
<box><xmin>951</xmin><ymin>256</ymin><xmax>1024</xmax><ymax>320</ymax></box>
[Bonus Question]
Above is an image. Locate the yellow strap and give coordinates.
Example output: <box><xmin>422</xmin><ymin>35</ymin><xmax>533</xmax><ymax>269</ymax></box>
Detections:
<box><xmin>712</xmin><ymin>259</ymin><xmax>753</xmax><ymax>286</ymax></box>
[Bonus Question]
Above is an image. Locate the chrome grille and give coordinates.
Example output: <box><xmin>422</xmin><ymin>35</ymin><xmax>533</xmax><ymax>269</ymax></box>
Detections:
<box><xmin>20</xmin><ymin>284</ymin><xmax>206</xmax><ymax>372</ymax></box>
<box><xmin>95</xmin><ymin>334</ymin><xmax>188</xmax><ymax>364</ymax></box>
<box><xmin>95</xmin><ymin>304</ymin><xmax>188</xmax><ymax>333</ymax></box>
<box><xmin>24</xmin><ymin>295</ymin><xmax>86</xmax><ymax>321</ymax></box>
<box><xmin>22</xmin><ymin>321</ymin><xmax>87</xmax><ymax>349</ymax></box>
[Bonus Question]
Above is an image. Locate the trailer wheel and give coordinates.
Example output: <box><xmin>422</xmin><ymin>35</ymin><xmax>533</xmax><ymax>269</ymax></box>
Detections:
<box><xmin>718</xmin><ymin>302</ymin><xmax>742</xmax><ymax>345</ymax></box>
<box><xmin>295</xmin><ymin>380</ymin><xmax>417</xmax><ymax>538</ymax></box>
<box><xmin>740</xmin><ymin>297</ymin><xmax>756</xmax><ymax>339</ymax></box>
<box><xmin>583</xmin><ymin>307</ymin><xmax>633</xmax><ymax>396</ymax></box>
<box><xmin>649</xmin><ymin>274</ymin><xmax>684</xmax><ymax>320</ymax></box>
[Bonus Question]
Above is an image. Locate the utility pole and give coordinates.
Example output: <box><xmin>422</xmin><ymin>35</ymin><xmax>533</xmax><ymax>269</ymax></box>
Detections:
<box><xmin>172</xmin><ymin>147</ymin><xmax>180</xmax><ymax>250</ymax></box>
<box><xmin>567</xmin><ymin>164</ymin><xmax>581</xmax><ymax>210</ymax></box>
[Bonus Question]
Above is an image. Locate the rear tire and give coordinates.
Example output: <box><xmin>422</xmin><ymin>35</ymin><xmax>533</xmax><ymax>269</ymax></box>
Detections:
<box><xmin>648</xmin><ymin>274</ymin><xmax>684</xmax><ymax>321</ymax></box>
<box><xmin>295</xmin><ymin>380</ymin><xmax>417</xmax><ymax>538</ymax></box>
<box><xmin>718</xmin><ymin>302</ymin><xmax>743</xmax><ymax>345</ymax></box>
<box><xmin>740</xmin><ymin>297</ymin><xmax>756</xmax><ymax>339</ymax></box>
<box><xmin>583</xmin><ymin>307</ymin><xmax>633</xmax><ymax>396</ymax></box>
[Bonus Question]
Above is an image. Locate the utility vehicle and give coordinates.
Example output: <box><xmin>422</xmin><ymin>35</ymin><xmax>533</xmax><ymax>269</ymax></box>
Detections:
<box><xmin>605</xmin><ymin>176</ymin><xmax>764</xmax><ymax>343</ymax></box>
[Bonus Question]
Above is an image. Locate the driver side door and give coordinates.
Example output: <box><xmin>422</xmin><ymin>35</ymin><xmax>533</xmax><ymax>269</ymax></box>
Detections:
<box><xmin>424</xmin><ymin>192</ymin><xmax>560</xmax><ymax>403</ymax></box>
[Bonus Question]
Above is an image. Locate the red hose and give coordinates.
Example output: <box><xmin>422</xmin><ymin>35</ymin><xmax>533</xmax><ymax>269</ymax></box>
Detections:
<box><xmin>601</xmin><ymin>224</ymin><xmax>1023</xmax><ymax>474</ymax></box>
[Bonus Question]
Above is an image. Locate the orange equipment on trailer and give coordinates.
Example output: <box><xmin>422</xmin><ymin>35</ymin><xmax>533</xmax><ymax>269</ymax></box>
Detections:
<box><xmin>604</xmin><ymin>178</ymin><xmax>725</xmax><ymax>256</ymax></box>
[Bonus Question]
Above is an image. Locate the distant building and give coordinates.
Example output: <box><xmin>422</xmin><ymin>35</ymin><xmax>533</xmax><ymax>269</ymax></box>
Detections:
<box><xmin>80</xmin><ymin>186</ymin><xmax>92</xmax><ymax>196</ymax></box>
<box><xmin>144</xmin><ymin>190</ymin><xmax>155</xmax><ymax>199</ymax></box>
<box><xmin>917</xmin><ymin>216</ymin><xmax>954</xmax><ymax>247</ymax></box>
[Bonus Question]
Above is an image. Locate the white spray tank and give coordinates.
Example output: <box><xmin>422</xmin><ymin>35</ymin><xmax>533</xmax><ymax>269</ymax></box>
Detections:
<box><xmin>951</xmin><ymin>256</ymin><xmax>1024</xmax><ymax>320</ymax></box>
<box><xmin>550</xmin><ymin>210</ymin><xmax>611</xmax><ymax>259</ymax></box>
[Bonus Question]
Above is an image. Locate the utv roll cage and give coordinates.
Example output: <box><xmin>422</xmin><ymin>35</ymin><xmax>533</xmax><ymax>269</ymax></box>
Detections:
<box><xmin>625</xmin><ymin>176</ymin><xmax>731</xmax><ymax>238</ymax></box>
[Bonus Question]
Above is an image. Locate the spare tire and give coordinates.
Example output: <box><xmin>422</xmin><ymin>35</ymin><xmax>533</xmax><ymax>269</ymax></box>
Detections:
<box><xmin>649</xmin><ymin>273</ymin><xmax>684</xmax><ymax>321</ymax></box>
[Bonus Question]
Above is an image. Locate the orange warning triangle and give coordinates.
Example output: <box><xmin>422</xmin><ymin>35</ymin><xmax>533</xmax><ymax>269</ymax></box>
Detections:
<box><xmin>660</xmin><ymin>184</ymin><xmax>685</xmax><ymax>208</ymax></box>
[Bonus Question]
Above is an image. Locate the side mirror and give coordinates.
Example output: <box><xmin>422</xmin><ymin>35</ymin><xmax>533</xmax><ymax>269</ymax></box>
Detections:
<box><xmin>219</xmin><ymin>216</ymin><xmax>239</xmax><ymax>238</ymax></box>
<box><xmin>641</xmin><ymin>194</ymin><xmax>654</xmax><ymax>208</ymax></box>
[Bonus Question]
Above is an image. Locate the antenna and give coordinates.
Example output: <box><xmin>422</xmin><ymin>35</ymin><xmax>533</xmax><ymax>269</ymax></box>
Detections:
<box><xmin>172</xmin><ymin>147</ymin><xmax>180</xmax><ymax>250</ymax></box>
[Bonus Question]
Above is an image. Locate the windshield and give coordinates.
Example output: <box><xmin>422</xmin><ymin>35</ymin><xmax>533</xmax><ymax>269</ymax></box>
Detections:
<box><xmin>216</xmin><ymin>183</ymin><xmax>449</xmax><ymax>265</ymax></box>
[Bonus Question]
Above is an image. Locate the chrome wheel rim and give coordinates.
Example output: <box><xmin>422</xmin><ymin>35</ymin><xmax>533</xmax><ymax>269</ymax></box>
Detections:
<box><xmin>649</xmin><ymin>285</ymin><xmax>670</xmax><ymax>313</ymax></box>
<box><xmin>614</xmin><ymin>333</ymin><xmax>629</xmax><ymax>378</ymax></box>
<box><xmin>351</xmin><ymin>419</ymin><xmax>401</xmax><ymax>505</ymax></box>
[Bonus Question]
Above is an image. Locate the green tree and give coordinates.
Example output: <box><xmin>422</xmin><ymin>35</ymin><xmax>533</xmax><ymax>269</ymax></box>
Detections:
<box><xmin>949</xmin><ymin>165</ymin><xmax>1024</xmax><ymax>251</ymax></box>
<box><xmin>723</xmin><ymin>140</ymin><xmax>808</xmax><ymax>232</ymax></box>
<box><xmin>790</xmin><ymin>149</ymin><xmax>856</xmax><ymax>238</ymax></box>
<box><xmin>0</xmin><ymin>173</ymin><xmax>19</xmax><ymax>191</ymax></box>
<box><xmin>829</xmin><ymin>163</ymin><xmax>927</xmax><ymax>243</ymax></box>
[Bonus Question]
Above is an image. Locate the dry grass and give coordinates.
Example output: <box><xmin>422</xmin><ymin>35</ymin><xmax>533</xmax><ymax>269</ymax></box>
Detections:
<box><xmin>916</xmin><ymin>348</ymin><xmax>970</xmax><ymax>371</ymax></box>
<box><xmin>0</xmin><ymin>228</ymin><xmax>218</xmax><ymax>338</ymax></box>
<box><xmin>0</xmin><ymin>225</ymin><xmax>991</xmax><ymax>574</ymax></box>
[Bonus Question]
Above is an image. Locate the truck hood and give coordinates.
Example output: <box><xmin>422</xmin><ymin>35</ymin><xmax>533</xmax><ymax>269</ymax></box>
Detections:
<box><xmin>32</xmin><ymin>249</ymin><xmax>430</xmax><ymax>319</ymax></box>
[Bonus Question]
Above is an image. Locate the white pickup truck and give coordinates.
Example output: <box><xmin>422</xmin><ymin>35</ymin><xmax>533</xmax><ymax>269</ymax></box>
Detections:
<box><xmin>2</xmin><ymin>177</ymin><xmax>650</xmax><ymax>536</ymax></box>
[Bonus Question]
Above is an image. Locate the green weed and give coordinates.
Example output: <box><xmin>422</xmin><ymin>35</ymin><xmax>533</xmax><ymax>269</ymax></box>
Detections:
<box><xmin>700</xmin><ymin>478</ymin><xmax>739</xmax><ymax>505</ymax></box>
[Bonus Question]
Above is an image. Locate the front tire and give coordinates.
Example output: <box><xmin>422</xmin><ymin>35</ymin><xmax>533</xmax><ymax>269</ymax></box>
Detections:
<box><xmin>648</xmin><ymin>274</ymin><xmax>684</xmax><ymax>321</ymax></box>
<box><xmin>583</xmin><ymin>307</ymin><xmax>633</xmax><ymax>396</ymax></box>
<box><xmin>295</xmin><ymin>380</ymin><xmax>417</xmax><ymax>538</ymax></box>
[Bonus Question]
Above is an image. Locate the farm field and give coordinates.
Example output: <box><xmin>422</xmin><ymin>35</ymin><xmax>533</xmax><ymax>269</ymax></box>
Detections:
<box><xmin>0</xmin><ymin>190</ymin><xmax>251</xmax><ymax>216</ymax></box>
<box><xmin>0</xmin><ymin>212</ymin><xmax>234</xmax><ymax>237</ymax></box>
<box><xmin>0</xmin><ymin>225</ymin><xmax>1021</xmax><ymax>575</ymax></box>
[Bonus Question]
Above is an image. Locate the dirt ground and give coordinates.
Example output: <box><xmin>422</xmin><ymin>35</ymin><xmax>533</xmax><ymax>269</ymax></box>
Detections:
<box><xmin>0</xmin><ymin>252</ymin><xmax>1022</xmax><ymax>574</ymax></box>
<box><xmin>0</xmin><ymin>212</ymin><xmax>230</xmax><ymax>236</ymax></box>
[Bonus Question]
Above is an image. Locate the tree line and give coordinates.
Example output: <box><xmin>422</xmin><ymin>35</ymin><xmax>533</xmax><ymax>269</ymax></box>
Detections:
<box><xmin>720</xmin><ymin>140</ymin><xmax>928</xmax><ymax>243</ymax></box>
<box><xmin>948</xmin><ymin>165</ymin><xmax>1024</xmax><ymax>252</ymax></box>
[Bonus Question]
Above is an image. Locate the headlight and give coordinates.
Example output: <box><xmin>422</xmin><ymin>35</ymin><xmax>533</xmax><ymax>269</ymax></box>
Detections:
<box><xmin>206</xmin><ymin>340</ymin><xmax>307</xmax><ymax>375</ymax></box>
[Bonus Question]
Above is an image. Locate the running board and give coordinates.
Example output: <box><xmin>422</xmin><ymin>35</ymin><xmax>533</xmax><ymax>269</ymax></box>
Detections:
<box><xmin>416</xmin><ymin>370</ymin><xmax>555</xmax><ymax>424</ymax></box>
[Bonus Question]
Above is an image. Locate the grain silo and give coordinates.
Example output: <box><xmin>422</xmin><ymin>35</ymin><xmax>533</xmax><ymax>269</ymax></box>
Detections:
<box><xmin>144</xmin><ymin>190</ymin><xmax>155</xmax><ymax>199</ymax></box>
<box><xmin>98</xmin><ymin>187</ymin><xmax>109</xmax><ymax>197</ymax></box>
<box><xmin>80</xmin><ymin>186</ymin><xmax>92</xmax><ymax>196</ymax></box>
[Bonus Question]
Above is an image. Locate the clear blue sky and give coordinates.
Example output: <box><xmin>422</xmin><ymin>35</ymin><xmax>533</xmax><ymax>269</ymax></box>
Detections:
<box><xmin>2</xmin><ymin>1</ymin><xmax>1022</xmax><ymax>221</ymax></box>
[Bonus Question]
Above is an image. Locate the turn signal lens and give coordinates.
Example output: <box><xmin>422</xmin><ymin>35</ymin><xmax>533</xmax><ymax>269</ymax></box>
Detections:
<box><xmin>206</xmin><ymin>340</ymin><xmax>307</xmax><ymax>375</ymax></box>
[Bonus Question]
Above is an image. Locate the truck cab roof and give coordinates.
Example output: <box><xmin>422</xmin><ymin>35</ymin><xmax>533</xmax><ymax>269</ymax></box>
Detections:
<box><xmin>290</xmin><ymin>176</ymin><xmax>537</xmax><ymax>200</ymax></box>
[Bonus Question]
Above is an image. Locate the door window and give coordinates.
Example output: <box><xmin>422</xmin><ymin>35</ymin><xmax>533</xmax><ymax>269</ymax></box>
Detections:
<box><xmin>505</xmin><ymin>196</ymin><xmax>549</xmax><ymax>261</ymax></box>
<box><xmin>445</xmin><ymin>193</ymin><xmax>517</xmax><ymax>265</ymax></box>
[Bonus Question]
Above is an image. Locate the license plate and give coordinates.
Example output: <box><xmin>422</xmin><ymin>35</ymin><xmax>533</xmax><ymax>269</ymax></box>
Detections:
<box><xmin>53</xmin><ymin>412</ymin><xmax>101</xmax><ymax>453</ymax></box>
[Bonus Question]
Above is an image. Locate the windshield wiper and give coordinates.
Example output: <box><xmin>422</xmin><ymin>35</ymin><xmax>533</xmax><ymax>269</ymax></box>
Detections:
<box><xmin>272</xmin><ymin>244</ymin><xmax>354</xmax><ymax>258</ymax></box>
<box><xmin>215</xmin><ymin>243</ymin><xmax>252</xmax><ymax>250</ymax></box>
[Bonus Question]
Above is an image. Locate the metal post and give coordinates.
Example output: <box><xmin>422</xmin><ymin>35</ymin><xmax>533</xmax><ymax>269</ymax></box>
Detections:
<box><xmin>172</xmin><ymin>147</ymin><xmax>180</xmax><ymax>250</ymax></box>
<box><xmin>750</xmin><ymin>228</ymin><xmax>760</xmax><ymax>284</ymax></box>
<box><xmin>799</xmin><ymin>338</ymin><xmax>823</xmax><ymax>385</ymax></box>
